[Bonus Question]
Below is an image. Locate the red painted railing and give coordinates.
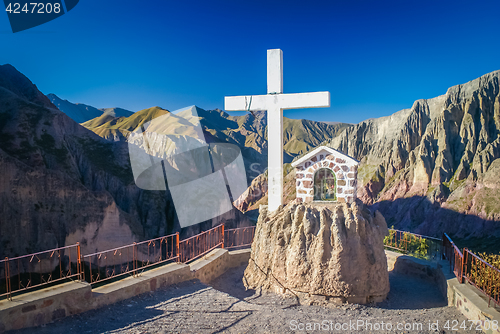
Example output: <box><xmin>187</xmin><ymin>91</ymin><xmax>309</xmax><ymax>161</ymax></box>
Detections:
<box><xmin>178</xmin><ymin>225</ymin><xmax>225</xmax><ymax>263</ymax></box>
<box><xmin>82</xmin><ymin>233</ymin><xmax>179</xmax><ymax>284</ymax></box>
<box><xmin>224</xmin><ymin>226</ymin><xmax>256</xmax><ymax>249</ymax></box>
<box><xmin>4</xmin><ymin>224</ymin><xmax>499</xmax><ymax>308</ymax></box>
<box><xmin>384</xmin><ymin>229</ymin><xmax>442</xmax><ymax>260</ymax></box>
<box><xmin>443</xmin><ymin>233</ymin><xmax>464</xmax><ymax>283</ymax></box>
<box><xmin>0</xmin><ymin>244</ymin><xmax>82</xmax><ymax>300</ymax></box>
<box><xmin>442</xmin><ymin>233</ymin><xmax>500</xmax><ymax>307</ymax></box>
<box><xmin>1</xmin><ymin>224</ymin><xmax>255</xmax><ymax>297</ymax></box>
<box><xmin>462</xmin><ymin>248</ymin><xmax>500</xmax><ymax>307</ymax></box>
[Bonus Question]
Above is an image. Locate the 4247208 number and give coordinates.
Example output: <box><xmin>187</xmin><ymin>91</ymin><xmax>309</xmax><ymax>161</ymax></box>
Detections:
<box><xmin>5</xmin><ymin>2</ymin><xmax>61</xmax><ymax>14</ymax></box>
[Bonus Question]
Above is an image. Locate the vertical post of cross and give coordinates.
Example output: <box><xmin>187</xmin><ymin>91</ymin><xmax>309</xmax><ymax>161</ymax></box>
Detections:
<box><xmin>267</xmin><ymin>49</ymin><xmax>283</xmax><ymax>94</ymax></box>
<box><xmin>267</xmin><ymin>49</ymin><xmax>284</xmax><ymax>212</ymax></box>
<box><xmin>224</xmin><ymin>49</ymin><xmax>330</xmax><ymax>212</ymax></box>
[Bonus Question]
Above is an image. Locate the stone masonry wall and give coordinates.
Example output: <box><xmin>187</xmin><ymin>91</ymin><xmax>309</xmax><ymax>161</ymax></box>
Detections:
<box><xmin>295</xmin><ymin>152</ymin><xmax>358</xmax><ymax>204</ymax></box>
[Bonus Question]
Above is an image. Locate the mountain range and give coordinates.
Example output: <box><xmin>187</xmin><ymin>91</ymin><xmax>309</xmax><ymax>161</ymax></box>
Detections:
<box><xmin>333</xmin><ymin>70</ymin><xmax>500</xmax><ymax>250</ymax></box>
<box><xmin>68</xmin><ymin>100</ymin><xmax>351</xmax><ymax>182</ymax></box>
<box><xmin>0</xmin><ymin>64</ymin><xmax>350</xmax><ymax>258</ymax></box>
<box><xmin>1</xmin><ymin>63</ymin><xmax>500</xmax><ymax>256</ymax></box>
<box><xmin>236</xmin><ymin>70</ymin><xmax>500</xmax><ymax>251</ymax></box>
<box><xmin>47</xmin><ymin>93</ymin><xmax>133</xmax><ymax>123</ymax></box>
<box><xmin>0</xmin><ymin>65</ymin><xmax>196</xmax><ymax>258</ymax></box>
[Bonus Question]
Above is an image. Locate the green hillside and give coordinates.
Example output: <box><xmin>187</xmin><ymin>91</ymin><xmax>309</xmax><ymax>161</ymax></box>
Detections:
<box><xmin>82</xmin><ymin>106</ymin><xmax>352</xmax><ymax>168</ymax></box>
<box><xmin>82</xmin><ymin>106</ymin><xmax>171</xmax><ymax>140</ymax></box>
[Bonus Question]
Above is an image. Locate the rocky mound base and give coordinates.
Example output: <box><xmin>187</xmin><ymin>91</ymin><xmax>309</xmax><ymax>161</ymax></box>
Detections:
<box><xmin>243</xmin><ymin>201</ymin><xmax>390</xmax><ymax>304</ymax></box>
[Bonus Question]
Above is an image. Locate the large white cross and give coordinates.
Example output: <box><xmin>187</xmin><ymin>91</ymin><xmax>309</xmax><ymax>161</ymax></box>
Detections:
<box><xmin>225</xmin><ymin>49</ymin><xmax>330</xmax><ymax>212</ymax></box>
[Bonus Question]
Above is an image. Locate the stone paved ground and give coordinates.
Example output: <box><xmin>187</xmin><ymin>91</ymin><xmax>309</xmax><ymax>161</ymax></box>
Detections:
<box><xmin>9</xmin><ymin>265</ymin><xmax>479</xmax><ymax>334</ymax></box>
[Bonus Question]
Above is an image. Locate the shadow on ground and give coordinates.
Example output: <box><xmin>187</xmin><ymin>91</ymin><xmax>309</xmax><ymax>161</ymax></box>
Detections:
<box><xmin>8</xmin><ymin>279</ymin><xmax>255</xmax><ymax>334</ymax></box>
<box><xmin>376</xmin><ymin>271</ymin><xmax>447</xmax><ymax>310</ymax></box>
<box><xmin>208</xmin><ymin>266</ymin><xmax>255</xmax><ymax>300</ymax></box>
<box><xmin>210</xmin><ymin>264</ymin><xmax>447</xmax><ymax>311</ymax></box>
<box><xmin>10</xmin><ymin>264</ymin><xmax>471</xmax><ymax>334</ymax></box>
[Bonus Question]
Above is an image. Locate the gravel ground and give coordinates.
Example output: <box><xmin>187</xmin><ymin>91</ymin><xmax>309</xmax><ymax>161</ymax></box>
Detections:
<box><xmin>9</xmin><ymin>265</ymin><xmax>478</xmax><ymax>334</ymax></box>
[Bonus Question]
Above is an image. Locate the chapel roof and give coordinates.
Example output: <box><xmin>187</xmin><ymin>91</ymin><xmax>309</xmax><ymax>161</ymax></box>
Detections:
<box><xmin>291</xmin><ymin>145</ymin><xmax>359</xmax><ymax>167</ymax></box>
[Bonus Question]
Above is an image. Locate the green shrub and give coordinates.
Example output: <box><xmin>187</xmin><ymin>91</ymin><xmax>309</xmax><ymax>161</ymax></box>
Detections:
<box><xmin>468</xmin><ymin>252</ymin><xmax>500</xmax><ymax>298</ymax></box>
<box><xmin>383</xmin><ymin>228</ymin><xmax>433</xmax><ymax>260</ymax></box>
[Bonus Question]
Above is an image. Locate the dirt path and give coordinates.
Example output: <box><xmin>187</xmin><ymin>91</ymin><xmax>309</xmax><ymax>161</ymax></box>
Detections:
<box><xmin>8</xmin><ymin>265</ymin><xmax>477</xmax><ymax>333</ymax></box>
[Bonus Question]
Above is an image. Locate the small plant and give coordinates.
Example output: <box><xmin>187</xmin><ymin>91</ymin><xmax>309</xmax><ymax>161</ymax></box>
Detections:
<box><xmin>383</xmin><ymin>227</ymin><xmax>396</xmax><ymax>246</ymax></box>
<box><xmin>404</xmin><ymin>233</ymin><xmax>430</xmax><ymax>258</ymax></box>
<box><xmin>383</xmin><ymin>228</ymin><xmax>433</xmax><ymax>260</ymax></box>
<box><xmin>468</xmin><ymin>252</ymin><xmax>500</xmax><ymax>299</ymax></box>
<box><xmin>477</xmin><ymin>252</ymin><xmax>500</xmax><ymax>270</ymax></box>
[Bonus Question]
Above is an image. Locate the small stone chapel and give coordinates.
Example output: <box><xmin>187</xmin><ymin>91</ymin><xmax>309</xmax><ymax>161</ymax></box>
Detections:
<box><xmin>291</xmin><ymin>146</ymin><xmax>359</xmax><ymax>204</ymax></box>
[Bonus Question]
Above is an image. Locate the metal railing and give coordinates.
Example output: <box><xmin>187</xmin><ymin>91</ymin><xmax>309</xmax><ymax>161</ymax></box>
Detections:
<box><xmin>0</xmin><ymin>243</ymin><xmax>81</xmax><ymax>300</ymax></box>
<box><xmin>224</xmin><ymin>226</ymin><xmax>256</xmax><ymax>249</ymax></box>
<box><xmin>179</xmin><ymin>225</ymin><xmax>224</xmax><ymax>263</ymax></box>
<box><xmin>442</xmin><ymin>233</ymin><xmax>500</xmax><ymax>307</ymax></box>
<box><xmin>384</xmin><ymin>230</ymin><xmax>500</xmax><ymax>308</ymax></box>
<box><xmin>463</xmin><ymin>248</ymin><xmax>500</xmax><ymax>307</ymax></box>
<box><xmin>383</xmin><ymin>229</ymin><xmax>442</xmax><ymax>260</ymax></box>
<box><xmin>443</xmin><ymin>233</ymin><xmax>464</xmax><ymax>283</ymax></box>
<box><xmin>3</xmin><ymin>223</ymin><xmax>500</xmax><ymax>309</ymax></box>
<box><xmin>82</xmin><ymin>234</ymin><xmax>179</xmax><ymax>285</ymax></box>
<box><xmin>1</xmin><ymin>224</ymin><xmax>256</xmax><ymax>299</ymax></box>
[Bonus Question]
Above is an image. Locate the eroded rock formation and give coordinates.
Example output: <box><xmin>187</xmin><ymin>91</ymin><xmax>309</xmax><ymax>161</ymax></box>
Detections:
<box><xmin>244</xmin><ymin>201</ymin><xmax>389</xmax><ymax>304</ymax></box>
<box><xmin>0</xmin><ymin>64</ymin><xmax>248</xmax><ymax>258</ymax></box>
<box><xmin>236</xmin><ymin>70</ymin><xmax>500</xmax><ymax>244</ymax></box>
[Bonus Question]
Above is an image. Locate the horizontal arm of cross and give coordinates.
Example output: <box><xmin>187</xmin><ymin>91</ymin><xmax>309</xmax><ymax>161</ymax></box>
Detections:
<box><xmin>278</xmin><ymin>91</ymin><xmax>330</xmax><ymax>110</ymax></box>
<box><xmin>225</xmin><ymin>92</ymin><xmax>330</xmax><ymax>111</ymax></box>
<box><xmin>225</xmin><ymin>95</ymin><xmax>269</xmax><ymax>111</ymax></box>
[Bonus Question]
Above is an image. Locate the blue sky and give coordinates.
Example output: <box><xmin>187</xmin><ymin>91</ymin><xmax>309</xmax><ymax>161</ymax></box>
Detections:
<box><xmin>1</xmin><ymin>0</ymin><xmax>499</xmax><ymax>124</ymax></box>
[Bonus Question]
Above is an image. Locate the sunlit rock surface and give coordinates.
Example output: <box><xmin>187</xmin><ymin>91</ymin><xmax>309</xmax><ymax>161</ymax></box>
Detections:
<box><xmin>244</xmin><ymin>201</ymin><xmax>390</xmax><ymax>304</ymax></box>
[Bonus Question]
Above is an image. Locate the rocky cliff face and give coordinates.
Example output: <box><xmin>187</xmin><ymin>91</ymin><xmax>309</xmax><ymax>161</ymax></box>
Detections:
<box><xmin>328</xmin><ymin>71</ymin><xmax>500</xmax><ymax>197</ymax></box>
<box><xmin>0</xmin><ymin>65</ymin><xmax>244</xmax><ymax>258</ymax></box>
<box><xmin>0</xmin><ymin>65</ymin><xmax>170</xmax><ymax>257</ymax></box>
<box><xmin>244</xmin><ymin>202</ymin><xmax>389</xmax><ymax>304</ymax></box>
<box><xmin>237</xmin><ymin>70</ymin><xmax>500</xmax><ymax>245</ymax></box>
<box><xmin>323</xmin><ymin>71</ymin><xmax>500</xmax><ymax>240</ymax></box>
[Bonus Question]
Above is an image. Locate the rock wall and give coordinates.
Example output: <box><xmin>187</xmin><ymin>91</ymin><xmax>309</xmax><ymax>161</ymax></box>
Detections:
<box><xmin>235</xmin><ymin>70</ymin><xmax>500</xmax><ymax>244</ymax></box>
<box><xmin>0</xmin><ymin>64</ymin><xmax>247</xmax><ymax>259</ymax></box>
<box><xmin>323</xmin><ymin>71</ymin><xmax>500</xmax><ymax>239</ymax></box>
<box><xmin>64</xmin><ymin>203</ymin><xmax>139</xmax><ymax>256</ymax></box>
<box><xmin>244</xmin><ymin>201</ymin><xmax>390</xmax><ymax>304</ymax></box>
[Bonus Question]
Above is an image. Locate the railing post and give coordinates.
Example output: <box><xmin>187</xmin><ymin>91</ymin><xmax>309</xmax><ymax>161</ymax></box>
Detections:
<box><xmin>176</xmin><ymin>233</ymin><xmax>180</xmax><ymax>263</ymax></box>
<box><xmin>76</xmin><ymin>242</ymin><xmax>83</xmax><ymax>281</ymax></box>
<box><xmin>442</xmin><ymin>233</ymin><xmax>446</xmax><ymax>260</ymax></box>
<box><xmin>133</xmin><ymin>242</ymin><xmax>137</xmax><ymax>277</ymax></box>
<box><xmin>462</xmin><ymin>248</ymin><xmax>468</xmax><ymax>284</ymax></box>
<box><xmin>439</xmin><ymin>237</ymin><xmax>443</xmax><ymax>261</ymax></box>
<box><xmin>221</xmin><ymin>224</ymin><xmax>225</xmax><ymax>249</ymax></box>
<box><xmin>488</xmin><ymin>262</ymin><xmax>493</xmax><ymax>307</ymax></box>
<box><xmin>5</xmin><ymin>257</ymin><xmax>11</xmax><ymax>301</ymax></box>
<box><xmin>404</xmin><ymin>232</ymin><xmax>408</xmax><ymax>253</ymax></box>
